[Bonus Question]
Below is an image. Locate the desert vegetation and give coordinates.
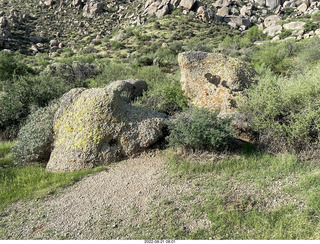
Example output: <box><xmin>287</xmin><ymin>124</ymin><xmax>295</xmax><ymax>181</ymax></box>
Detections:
<box><xmin>2</xmin><ymin>0</ymin><xmax>320</xmax><ymax>239</ymax></box>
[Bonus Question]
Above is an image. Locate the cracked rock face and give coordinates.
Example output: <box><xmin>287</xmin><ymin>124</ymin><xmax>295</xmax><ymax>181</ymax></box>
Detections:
<box><xmin>46</xmin><ymin>79</ymin><xmax>166</xmax><ymax>172</ymax></box>
<box><xmin>178</xmin><ymin>51</ymin><xmax>255</xmax><ymax>115</ymax></box>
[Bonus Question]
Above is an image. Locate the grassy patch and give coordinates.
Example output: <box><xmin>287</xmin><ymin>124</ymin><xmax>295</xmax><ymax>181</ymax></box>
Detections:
<box><xmin>106</xmin><ymin>149</ymin><xmax>320</xmax><ymax>240</ymax></box>
<box><xmin>160</xmin><ymin>149</ymin><xmax>320</xmax><ymax>239</ymax></box>
<box><xmin>0</xmin><ymin>141</ymin><xmax>105</xmax><ymax>213</ymax></box>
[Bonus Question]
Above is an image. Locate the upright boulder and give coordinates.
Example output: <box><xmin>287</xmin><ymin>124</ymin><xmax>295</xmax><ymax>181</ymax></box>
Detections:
<box><xmin>178</xmin><ymin>51</ymin><xmax>255</xmax><ymax>114</ymax></box>
<box><xmin>83</xmin><ymin>0</ymin><xmax>103</xmax><ymax>18</ymax></box>
<box><xmin>46</xmin><ymin>80</ymin><xmax>166</xmax><ymax>172</ymax></box>
<box><xmin>179</xmin><ymin>0</ymin><xmax>197</xmax><ymax>10</ymax></box>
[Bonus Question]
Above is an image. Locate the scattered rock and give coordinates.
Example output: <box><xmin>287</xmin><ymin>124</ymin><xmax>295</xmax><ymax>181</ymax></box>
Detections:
<box><xmin>265</xmin><ymin>0</ymin><xmax>282</xmax><ymax>9</ymax></box>
<box><xmin>43</xmin><ymin>62</ymin><xmax>96</xmax><ymax>83</ymax></box>
<box><xmin>297</xmin><ymin>3</ymin><xmax>308</xmax><ymax>12</ymax></box>
<box><xmin>263</xmin><ymin>24</ymin><xmax>282</xmax><ymax>37</ymax></box>
<box><xmin>283</xmin><ymin>21</ymin><xmax>306</xmax><ymax>30</ymax></box>
<box><xmin>111</xmin><ymin>31</ymin><xmax>126</xmax><ymax>41</ymax></box>
<box><xmin>49</xmin><ymin>39</ymin><xmax>59</xmax><ymax>47</ymax></box>
<box><xmin>240</xmin><ymin>5</ymin><xmax>252</xmax><ymax>17</ymax></box>
<box><xmin>213</xmin><ymin>0</ymin><xmax>231</xmax><ymax>8</ymax></box>
<box><xmin>83</xmin><ymin>0</ymin><xmax>103</xmax><ymax>18</ymax></box>
<box><xmin>179</xmin><ymin>0</ymin><xmax>196</xmax><ymax>11</ymax></box>
<box><xmin>225</xmin><ymin>16</ymin><xmax>251</xmax><ymax>29</ymax></box>
<box><xmin>44</xmin><ymin>0</ymin><xmax>55</xmax><ymax>7</ymax></box>
<box><xmin>264</xmin><ymin>15</ymin><xmax>281</xmax><ymax>28</ymax></box>
<box><xmin>217</xmin><ymin>6</ymin><xmax>229</xmax><ymax>17</ymax></box>
<box><xmin>156</xmin><ymin>4</ymin><xmax>170</xmax><ymax>17</ymax></box>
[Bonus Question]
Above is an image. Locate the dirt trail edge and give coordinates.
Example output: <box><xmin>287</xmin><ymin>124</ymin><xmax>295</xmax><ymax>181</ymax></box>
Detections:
<box><xmin>0</xmin><ymin>153</ymin><xmax>210</xmax><ymax>239</ymax></box>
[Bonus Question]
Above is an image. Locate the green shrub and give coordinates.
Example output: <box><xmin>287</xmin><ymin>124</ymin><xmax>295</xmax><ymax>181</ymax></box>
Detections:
<box><xmin>166</xmin><ymin>108</ymin><xmax>235</xmax><ymax>151</ymax></box>
<box><xmin>279</xmin><ymin>29</ymin><xmax>293</xmax><ymax>39</ymax></box>
<box><xmin>0</xmin><ymin>74</ymin><xmax>75</xmax><ymax>136</ymax></box>
<box><xmin>110</xmin><ymin>40</ymin><xmax>124</xmax><ymax>50</ymax></box>
<box><xmin>135</xmin><ymin>80</ymin><xmax>188</xmax><ymax>115</ymax></box>
<box><xmin>0</xmin><ymin>51</ymin><xmax>34</xmax><ymax>90</ymax></box>
<box><xmin>137</xmin><ymin>55</ymin><xmax>154</xmax><ymax>66</ymax></box>
<box><xmin>240</xmin><ymin>66</ymin><xmax>320</xmax><ymax>152</ymax></box>
<box><xmin>304</xmin><ymin>22</ymin><xmax>319</xmax><ymax>32</ymax></box>
<box><xmin>245</xmin><ymin>26</ymin><xmax>267</xmax><ymax>42</ymax></box>
<box><xmin>185</xmin><ymin>37</ymin><xmax>211</xmax><ymax>52</ymax></box>
<box><xmin>13</xmin><ymin>102</ymin><xmax>59</xmax><ymax>163</ymax></box>
<box><xmin>297</xmin><ymin>36</ymin><xmax>320</xmax><ymax>66</ymax></box>
<box><xmin>89</xmin><ymin>62</ymin><xmax>131</xmax><ymax>87</ymax></box>
<box><xmin>249</xmin><ymin>41</ymin><xmax>297</xmax><ymax>74</ymax></box>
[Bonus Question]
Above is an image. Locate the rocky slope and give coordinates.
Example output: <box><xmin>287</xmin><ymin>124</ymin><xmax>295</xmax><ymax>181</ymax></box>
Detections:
<box><xmin>0</xmin><ymin>0</ymin><xmax>319</xmax><ymax>54</ymax></box>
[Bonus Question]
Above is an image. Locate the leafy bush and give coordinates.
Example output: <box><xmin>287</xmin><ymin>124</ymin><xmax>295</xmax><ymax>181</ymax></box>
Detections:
<box><xmin>89</xmin><ymin>62</ymin><xmax>132</xmax><ymax>87</ymax></box>
<box><xmin>279</xmin><ymin>29</ymin><xmax>293</xmax><ymax>39</ymax></box>
<box><xmin>0</xmin><ymin>51</ymin><xmax>34</xmax><ymax>89</ymax></box>
<box><xmin>0</xmin><ymin>74</ymin><xmax>77</xmax><ymax>137</ymax></box>
<box><xmin>166</xmin><ymin>108</ymin><xmax>235</xmax><ymax>151</ymax></box>
<box><xmin>297</xmin><ymin>36</ymin><xmax>320</xmax><ymax>66</ymax></box>
<box><xmin>245</xmin><ymin>26</ymin><xmax>267</xmax><ymax>43</ymax></box>
<box><xmin>304</xmin><ymin>22</ymin><xmax>319</xmax><ymax>32</ymax></box>
<box><xmin>13</xmin><ymin>102</ymin><xmax>59</xmax><ymax>163</ymax></box>
<box><xmin>240</xmin><ymin>66</ymin><xmax>320</xmax><ymax>152</ymax></box>
<box><xmin>249</xmin><ymin>41</ymin><xmax>297</xmax><ymax>74</ymax></box>
<box><xmin>110</xmin><ymin>40</ymin><xmax>124</xmax><ymax>50</ymax></box>
<box><xmin>135</xmin><ymin>80</ymin><xmax>188</xmax><ymax>115</ymax></box>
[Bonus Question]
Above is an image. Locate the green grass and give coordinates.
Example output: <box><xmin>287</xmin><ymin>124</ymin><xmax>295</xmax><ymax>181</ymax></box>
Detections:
<box><xmin>162</xmin><ymin>150</ymin><xmax>320</xmax><ymax>239</ymax></box>
<box><xmin>112</xmin><ymin>148</ymin><xmax>320</xmax><ymax>240</ymax></box>
<box><xmin>0</xmin><ymin>141</ymin><xmax>105</xmax><ymax>213</ymax></box>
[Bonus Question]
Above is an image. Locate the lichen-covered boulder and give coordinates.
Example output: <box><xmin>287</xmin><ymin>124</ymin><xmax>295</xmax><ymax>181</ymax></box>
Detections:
<box><xmin>46</xmin><ymin>80</ymin><xmax>166</xmax><ymax>172</ymax></box>
<box><xmin>178</xmin><ymin>51</ymin><xmax>255</xmax><ymax>115</ymax></box>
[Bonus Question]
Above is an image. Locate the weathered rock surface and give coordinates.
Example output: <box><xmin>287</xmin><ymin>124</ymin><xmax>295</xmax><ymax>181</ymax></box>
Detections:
<box><xmin>43</xmin><ymin>62</ymin><xmax>97</xmax><ymax>83</ymax></box>
<box><xmin>283</xmin><ymin>21</ymin><xmax>306</xmax><ymax>30</ymax></box>
<box><xmin>225</xmin><ymin>16</ymin><xmax>251</xmax><ymax>29</ymax></box>
<box><xmin>46</xmin><ymin>80</ymin><xmax>166</xmax><ymax>172</ymax></box>
<box><xmin>83</xmin><ymin>0</ymin><xmax>103</xmax><ymax>18</ymax></box>
<box><xmin>179</xmin><ymin>0</ymin><xmax>196</xmax><ymax>10</ymax></box>
<box><xmin>178</xmin><ymin>51</ymin><xmax>255</xmax><ymax>114</ymax></box>
<box><xmin>263</xmin><ymin>24</ymin><xmax>282</xmax><ymax>37</ymax></box>
<box><xmin>255</xmin><ymin>0</ymin><xmax>283</xmax><ymax>9</ymax></box>
<box><xmin>264</xmin><ymin>15</ymin><xmax>281</xmax><ymax>27</ymax></box>
<box><xmin>217</xmin><ymin>6</ymin><xmax>229</xmax><ymax>17</ymax></box>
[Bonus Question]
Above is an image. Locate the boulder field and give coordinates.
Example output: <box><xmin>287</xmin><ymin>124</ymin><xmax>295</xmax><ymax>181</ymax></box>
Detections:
<box><xmin>47</xmin><ymin>52</ymin><xmax>255</xmax><ymax>172</ymax></box>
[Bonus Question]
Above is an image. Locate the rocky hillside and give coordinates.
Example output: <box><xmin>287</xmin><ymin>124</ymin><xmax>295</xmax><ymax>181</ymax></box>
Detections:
<box><xmin>1</xmin><ymin>0</ymin><xmax>320</xmax><ymax>55</ymax></box>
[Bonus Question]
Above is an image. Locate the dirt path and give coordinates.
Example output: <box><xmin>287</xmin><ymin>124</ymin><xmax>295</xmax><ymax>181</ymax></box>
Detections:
<box><xmin>0</xmin><ymin>152</ymin><xmax>210</xmax><ymax>239</ymax></box>
<box><xmin>0</xmin><ymin>153</ymin><xmax>163</xmax><ymax>239</ymax></box>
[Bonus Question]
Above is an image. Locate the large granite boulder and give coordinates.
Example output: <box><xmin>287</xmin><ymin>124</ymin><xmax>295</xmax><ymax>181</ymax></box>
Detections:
<box><xmin>46</xmin><ymin>80</ymin><xmax>166</xmax><ymax>172</ymax></box>
<box><xmin>178</xmin><ymin>51</ymin><xmax>255</xmax><ymax>141</ymax></box>
<box><xmin>178</xmin><ymin>51</ymin><xmax>255</xmax><ymax>114</ymax></box>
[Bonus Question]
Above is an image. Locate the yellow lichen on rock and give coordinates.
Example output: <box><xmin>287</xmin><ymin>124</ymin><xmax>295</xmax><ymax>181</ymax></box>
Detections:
<box><xmin>46</xmin><ymin>80</ymin><xmax>166</xmax><ymax>172</ymax></box>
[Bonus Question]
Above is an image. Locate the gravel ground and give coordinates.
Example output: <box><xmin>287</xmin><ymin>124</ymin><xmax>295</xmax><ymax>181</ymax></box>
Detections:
<box><xmin>0</xmin><ymin>152</ymin><xmax>210</xmax><ymax>240</ymax></box>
